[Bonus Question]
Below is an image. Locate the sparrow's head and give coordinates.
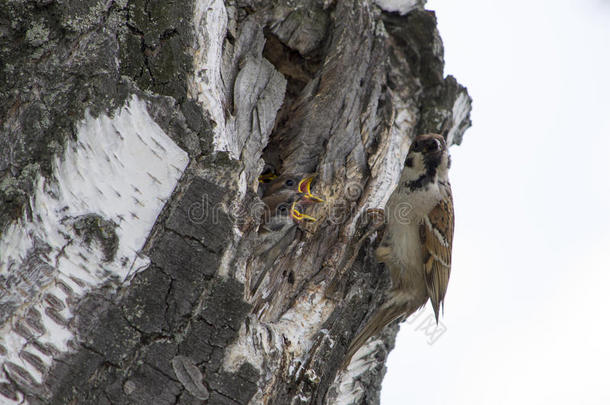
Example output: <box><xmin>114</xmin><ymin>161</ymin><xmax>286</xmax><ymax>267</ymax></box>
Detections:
<box><xmin>261</xmin><ymin>173</ymin><xmax>324</xmax><ymax>204</ymax></box>
<box><xmin>402</xmin><ymin>133</ymin><xmax>450</xmax><ymax>189</ymax></box>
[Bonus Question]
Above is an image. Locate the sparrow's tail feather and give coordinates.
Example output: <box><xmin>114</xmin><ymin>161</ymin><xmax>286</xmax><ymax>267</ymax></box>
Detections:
<box><xmin>342</xmin><ymin>298</ymin><xmax>411</xmax><ymax>369</ymax></box>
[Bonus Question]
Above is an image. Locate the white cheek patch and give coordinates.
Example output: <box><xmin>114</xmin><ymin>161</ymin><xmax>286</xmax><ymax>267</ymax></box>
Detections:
<box><xmin>402</xmin><ymin>152</ymin><xmax>426</xmax><ymax>183</ymax></box>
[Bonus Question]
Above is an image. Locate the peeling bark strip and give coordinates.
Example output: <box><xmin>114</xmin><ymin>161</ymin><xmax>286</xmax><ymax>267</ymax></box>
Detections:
<box><xmin>0</xmin><ymin>1</ymin><xmax>471</xmax><ymax>404</ymax></box>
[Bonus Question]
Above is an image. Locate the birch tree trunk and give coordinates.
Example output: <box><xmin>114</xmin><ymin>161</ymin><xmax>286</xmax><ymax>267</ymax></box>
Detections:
<box><xmin>0</xmin><ymin>0</ymin><xmax>471</xmax><ymax>403</ymax></box>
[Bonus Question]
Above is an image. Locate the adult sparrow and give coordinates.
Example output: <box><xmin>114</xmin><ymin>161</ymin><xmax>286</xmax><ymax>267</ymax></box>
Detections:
<box><xmin>344</xmin><ymin>133</ymin><xmax>454</xmax><ymax>366</ymax></box>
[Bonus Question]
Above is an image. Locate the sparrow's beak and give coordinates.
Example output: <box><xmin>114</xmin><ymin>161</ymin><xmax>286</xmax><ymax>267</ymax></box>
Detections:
<box><xmin>297</xmin><ymin>175</ymin><xmax>324</xmax><ymax>203</ymax></box>
<box><xmin>258</xmin><ymin>172</ymin><xmax>278</xmax><ymax>183</ymax></box>
<box><xmin>290</xmin><ymin>201</ymin><xmax>316</xmax><ymax>222</ymax></box>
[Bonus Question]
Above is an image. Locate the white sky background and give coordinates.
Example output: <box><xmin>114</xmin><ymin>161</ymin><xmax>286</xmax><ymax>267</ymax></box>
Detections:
<box><xmin>382</xmin><ymin>1</ymin><xmax>610</xmax><ymax>404</ymax></box>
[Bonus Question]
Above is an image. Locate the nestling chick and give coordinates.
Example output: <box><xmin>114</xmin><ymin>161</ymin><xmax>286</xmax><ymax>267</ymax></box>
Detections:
<box><xmin>343</xmin><ymin>133</ymin><xmax>454</xmax><ymax>366</ymax></box>
<box><xmin>251</xmin><ymin>189</ymin><xmax>319</xmax><ymax>296</ymax></box>
<box><xmin>260</xmin><ymin>190</ymin><xmax>307</xmax><ymax>232</ymax></box>
<box><xmin>260</xmin><ymin>173</ymin><xmax>324</xmax><ymax>204</ymax></box>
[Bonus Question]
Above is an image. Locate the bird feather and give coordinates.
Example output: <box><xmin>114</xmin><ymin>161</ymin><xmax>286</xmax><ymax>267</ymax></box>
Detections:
<box><xmin>420</xmin><ymin>187</ymin><xmax>454</xmax><ymax>322</ymax></box>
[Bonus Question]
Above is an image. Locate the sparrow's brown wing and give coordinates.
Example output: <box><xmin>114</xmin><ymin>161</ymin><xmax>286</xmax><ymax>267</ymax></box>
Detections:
<box><xmin>419</xmin><ymin>187</ymin><xmax>454</xmax><ymax>322</ymax></box>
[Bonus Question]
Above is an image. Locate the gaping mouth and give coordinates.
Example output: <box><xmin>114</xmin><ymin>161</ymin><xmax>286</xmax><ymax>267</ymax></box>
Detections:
<box><xmin>258</xmin><ymin>172</ymin><xmax>278</xmax><ymax>183</ymax></box>
<box><xmin>290</xmin><ymin>201</ymin><xmax>316</xmax><ymax>222</ymax></box>
<box><xmin>297</xmin><ymin>176</ymin><xmax>324</xmax><ymax>203</ymax></box>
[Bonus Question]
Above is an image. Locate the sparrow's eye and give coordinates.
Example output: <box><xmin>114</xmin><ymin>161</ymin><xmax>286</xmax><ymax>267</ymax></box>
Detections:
<box><xmin>278</xmin><ymin>203</ymin><xmax>289</xmax><ymax>214</ymax></box>
<box><xmin>427</xmin><ymin>139</ymin><xmax>441</xmax><ymax>151</ymax></box>
<box><xmin>285</xmin><ymin>179</ymin><xmax>295</xmax><ymax>187</ymax></box>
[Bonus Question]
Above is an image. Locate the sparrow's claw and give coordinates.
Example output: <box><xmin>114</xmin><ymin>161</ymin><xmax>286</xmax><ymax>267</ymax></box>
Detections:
<box><xmin>290</xmin><ymin>201</ymin><xmax>317</xmax><ymax>222</ymax></box>
<box><xmin>366</xmin><ymin>208</ymin><xmax>385</xmax><ymax>216</ymax></box>
<box><xmin>298</xmin><ymin>176</ymin><xmax>324</xmax><ymax>203</ymax></box>
<box><xmin>365</xmin><ymin>208</ymin><xmax>386</xmax><ymax>225</ymax></box>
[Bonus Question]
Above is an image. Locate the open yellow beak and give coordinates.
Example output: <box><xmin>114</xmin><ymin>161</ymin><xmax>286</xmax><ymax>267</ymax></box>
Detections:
<box><xmin>290</xmin><ymin>201</ymin><xmax>316</xmax><ymax>222</ymax></box>
<box><xmin>297</xmin><ymin>176</ymin><xmax>324</xmax><ymax>203</ymax></box>
<box><xmin>258</xmin><ymin>172</ymin><xmax>278</xmax><ymax>183</ymax></box>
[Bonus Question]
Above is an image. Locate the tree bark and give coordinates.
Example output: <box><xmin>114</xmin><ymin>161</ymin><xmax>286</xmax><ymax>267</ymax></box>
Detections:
<box><xmin>0</xmin><ymin>0</ymin><xmax>471</xmax><ymax>404</ymax></box>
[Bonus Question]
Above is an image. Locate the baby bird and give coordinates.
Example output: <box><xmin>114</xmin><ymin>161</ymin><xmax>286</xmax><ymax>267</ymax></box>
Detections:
<box><xmin>260</xmin><ymin>173</ymin><xmax>324</xmax><ymax>204</ymax></box>
<box><xmin>250</xmin><ymin>179</ymin><xmax>322</xmax><ymax>296</ymax></box>
<box><xmin>260</xmin><ymin>189</ymin><xmax>315</xmax><ymax>232</ymax></box>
